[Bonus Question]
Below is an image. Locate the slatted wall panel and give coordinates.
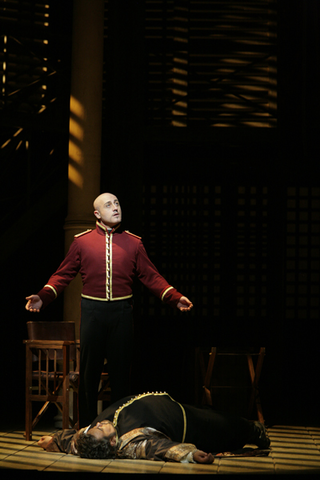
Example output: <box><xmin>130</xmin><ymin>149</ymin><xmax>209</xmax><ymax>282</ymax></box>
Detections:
<box><xmin>1</xmin><ymin>1</ymin><xmax>53</xmax><ymax>124</ymax></box>
<box><xmin>145</xmin><ymin>0</ymin><xmax>277</xmax><ymax>127</ymax></box>
<box><xmin>102</xmin><ymin>1</ymin><xmax>110</xmax><ymax>123</ymax></box>
<box><xmin>0</xmin><ymin>1</ymin><xmax>71</xmax><ymax>228</ymax></box>
<box><xmin>141</xmin><ymin>184</ymin><xmax>218</xmax><ymax>317</ymax></box>
<box><xmin>0</xmin><ymin>0</ymin><xmax>71</xmax><ymax>154</ymax></box>
<box><xmin>285</xmin><ymin>187</ymin><xmax>320</xmax><ymax>321</ymax></box>
<box><xmin>141</xmin><ymin>184</ymin><xmax>320</xmax><ymax>334</ymax></box>
<box><xmin>140</xmin><ymin>184</ymin><xmax>269</xmax><ymax>326</ymax></box>
<box><xmin>234</xmin><ymin>186</ymin><xmax>268</xmax><ymax>319</ymax></box>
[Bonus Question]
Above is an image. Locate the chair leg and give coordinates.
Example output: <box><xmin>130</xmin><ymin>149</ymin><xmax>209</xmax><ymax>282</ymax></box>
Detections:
<box><xmin>195</xmin><ymin>347</ymin><xmax>217</xmax><ymax>406</ymax></box>
<box><xmin>254</xmin><ymin>348</ymin><xmax>265</xmax><ymax>424</ymax></box>
<box><xmin>247</xmin><ymin>349</ymin><xmax>265</xmax><ymax>424</ymax></box>
<box><xmin>61</xmin><ymin>344</ymin><xmax>70</xmax><ymax>429</ymax></box>
<box><xmin>25</xmin><ymin>345</ymin><xmax>33</xmax><ymax>441</ymax></box>
<box><xmin>62</xmin><ymin>387</ymin><xmax>70</xmax><ymax>429</ymax></box>
<box><xmin>255</xmin><ymin>395</ymin><xmax>265</xmax><ymax>423</ymax></box>
<box><xmin>25</xmin><ymin>399</ymin><xmax>32</xmax><ymax>441</ymax></box>
<box><xmin>195</xmin><ymin>348</ymin><xmax>205</xmax><ymax>404</ymax></box>
<box><xmin>32</xmin><ymin>401</ymin><xmax>51</xmax><ymax>429</ymax></box>
<box><xmin>73</xmin><ymin>390</ymin><xmax>78</xmax><ymax>428</ymax></box>
<box><xmin>202</xmin><ymin>347</ymin><xmax>216</xmax><ymax>405</ymax></box>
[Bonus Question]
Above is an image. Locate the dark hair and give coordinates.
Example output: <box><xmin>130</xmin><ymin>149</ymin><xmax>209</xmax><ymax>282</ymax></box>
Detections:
<box><xmin>76</xmin><ymin>433</ymin><xmax>118</xmax><ymax>459</ymax></box>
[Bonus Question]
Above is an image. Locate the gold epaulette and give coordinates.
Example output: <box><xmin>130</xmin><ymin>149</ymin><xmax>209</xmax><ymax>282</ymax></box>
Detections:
<box><xmin>125</xmin><ymin>230</ymin><xmax>142</xmax><ymax>240</ymax></box>
<box><xmin>74</xmin><ymin>229</ymin><xmax>92</xmax><ymax>238</ymax></box>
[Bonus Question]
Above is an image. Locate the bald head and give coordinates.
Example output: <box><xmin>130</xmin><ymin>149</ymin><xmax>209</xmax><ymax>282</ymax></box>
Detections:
<box><xmin>93</xmin><ymin>193</ymin><xmax>116</xmax><ymax>210</ymax></box>
<box><xmin>93</xmin><ymin>193</ymin><xmax>122</xmax><ymax>228</ymax></box>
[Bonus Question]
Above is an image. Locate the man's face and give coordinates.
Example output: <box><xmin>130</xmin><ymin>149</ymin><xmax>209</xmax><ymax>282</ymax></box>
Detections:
<box><xmin>94</xmin><ymin>193</ymin><xmax>122</xmax><ymax>228</ymax></box>
<box><xmin>87</xmin><ymin>421</ymin><xmax>117</xmax><ymax>446</ymax></box>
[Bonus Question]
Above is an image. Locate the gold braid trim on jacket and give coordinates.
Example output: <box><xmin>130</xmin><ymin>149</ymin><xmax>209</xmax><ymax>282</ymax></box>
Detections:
<box><xmin>113</xmin><ymin>392</ymin><xmax>187</xmax><ymax>443</ymax></box>
<box><xmin>117</xmin><ymin>427</ymin><xmax>197</xmax><ymax>463</ymax></box>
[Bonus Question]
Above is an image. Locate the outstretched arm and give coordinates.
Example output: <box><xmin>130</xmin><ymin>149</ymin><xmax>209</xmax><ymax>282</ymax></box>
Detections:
<box><xmin>25</xmin><ymin>295</ymin><xmax>43</xmax><ymax>312</ymax></box>
<box><xmin>118</xmin><ymin>428</ymin><xmax>212</xmax><ymax>463</ymax></box>
<box><xmin>38</xmin><ymin>430</ymin><xmax>79</xmax><ymax>454</ymax></box>
<box><xmin>38</xmin><ymin>436</ymin><xmax>60</xmax><ymax>452</ymax></box>
<box><xmin>177</xmin><ymin>296</ymin><xmax>193</xmax><ymax>312</ymax></box>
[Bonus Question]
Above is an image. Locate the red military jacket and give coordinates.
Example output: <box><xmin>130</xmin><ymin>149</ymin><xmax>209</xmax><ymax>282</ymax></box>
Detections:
<box><xmin>37</xmin><ymin>221</ymin><xmax>182</xmax><ymax>309</ymax></box>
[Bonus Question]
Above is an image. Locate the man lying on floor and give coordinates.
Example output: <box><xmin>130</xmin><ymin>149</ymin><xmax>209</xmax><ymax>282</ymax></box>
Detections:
<box><xmin>38</xmin><ymin>392</ymin><xmax>270</xmax><ymax>464</ymax></box>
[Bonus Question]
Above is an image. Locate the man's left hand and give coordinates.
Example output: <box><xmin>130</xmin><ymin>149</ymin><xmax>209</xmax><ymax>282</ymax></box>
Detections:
<box><xmin>177</xmin><ymin>296</ymin><xmax>193</xmax><ymax>312</ymax></box>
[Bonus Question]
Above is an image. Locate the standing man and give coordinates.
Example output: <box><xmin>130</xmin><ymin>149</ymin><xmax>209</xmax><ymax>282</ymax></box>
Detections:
<box><xmin>25</xmin><ymin>193</ymin><xmax>193</xmax><ymax>427</ymax></box>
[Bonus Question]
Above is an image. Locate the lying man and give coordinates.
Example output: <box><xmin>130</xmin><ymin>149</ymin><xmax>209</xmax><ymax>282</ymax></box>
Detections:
<box><xmin>38</xmin><ymin>392</ymin><xmax>270</xmax><ymax>464</ymax></box>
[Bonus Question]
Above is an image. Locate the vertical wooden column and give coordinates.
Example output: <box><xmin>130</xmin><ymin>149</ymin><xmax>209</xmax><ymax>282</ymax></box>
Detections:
<box><xmin>63</xmin><ymin>0</ymin><xmax>104</xmax><ymax>338</ymax></box>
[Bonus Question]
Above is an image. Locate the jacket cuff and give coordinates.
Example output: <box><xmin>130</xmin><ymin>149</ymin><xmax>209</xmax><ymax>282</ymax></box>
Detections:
<box><xmin>165</xmin><ymin>444</ymin><xmax>198</xmax><ymax>462</ymax></box>
<box><xmin>181</xmin><ymin>451</ymin><xmax>197</xmax><ymax>463</ymax></box>
<box><xmin>161</xmin><ymin>287</ymin><xmax>183</xmax><ymax>309</ymax></box>
<box><xmin>37</xmin><ymin>285</ymin><xmax>57</xmax><ymax>309</ymax></box>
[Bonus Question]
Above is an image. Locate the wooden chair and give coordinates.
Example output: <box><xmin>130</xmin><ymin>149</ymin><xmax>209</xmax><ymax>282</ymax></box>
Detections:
<box><xmin>195</xmin><ymin>347</ymin><xmax>266</xmax><ymax>423</ymax></box>
<box><xmin>24</xmin><ymin>321</ymin><xmax>111</xmax><ymax>440</ymax></box>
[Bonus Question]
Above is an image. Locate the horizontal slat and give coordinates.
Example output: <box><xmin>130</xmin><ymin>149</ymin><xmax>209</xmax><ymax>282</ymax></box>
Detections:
<box><xmin>145</xmin><ymin>0</ymin><xmax>277</xmax><ymax>127</ymax></box>
<box><xmin>24</xmin><ymin>340</ymin><xmax>74</xmax><ymax>347</ymax></box>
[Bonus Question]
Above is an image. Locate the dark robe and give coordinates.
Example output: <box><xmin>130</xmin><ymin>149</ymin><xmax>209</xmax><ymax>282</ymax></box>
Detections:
<box><xmin>51</xmin><ymin>392</ymin><xmax>258</xmax><ymax>461</ymax></box>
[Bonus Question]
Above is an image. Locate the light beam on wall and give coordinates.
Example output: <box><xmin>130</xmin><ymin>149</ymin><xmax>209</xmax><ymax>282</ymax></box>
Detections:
<box><xmin>68</xmin><ymin>95</ymin><xmax>85</xmax><ymax>189</ymax></box>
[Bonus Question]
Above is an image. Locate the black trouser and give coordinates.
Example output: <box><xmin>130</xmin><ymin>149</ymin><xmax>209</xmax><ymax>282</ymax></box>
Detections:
<box><xmin>184</xmin><ymin>404</ymin><xmax>257</xmax><ymax>452</ymax></box>
<box><xmin>79</xmin><ymin>298</ymin><xmax>134</xmax><ymax>427</ymax></box>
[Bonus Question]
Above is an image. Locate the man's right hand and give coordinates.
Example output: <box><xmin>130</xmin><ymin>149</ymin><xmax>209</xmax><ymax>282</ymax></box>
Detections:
<box><xmin>193</xmin><ymin>450</ymin><xmax>214</xmax><ymax>464</ymax></box>
<box><xmin>25</xmin><ymin>295</ymin><xmax>43</xmax><ymax>312</ymax></box>
<box><xmin>38</xmin><ymin>436</ymin><xmax>60</xmax><ymax>452</ymax></box>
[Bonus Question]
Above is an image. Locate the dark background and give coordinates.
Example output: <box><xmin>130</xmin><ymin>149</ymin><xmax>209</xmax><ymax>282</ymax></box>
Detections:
<box><xmin>1</xmin><ymin>0</ymin><xmax>319</xmax><ymax>428</ymax></box>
